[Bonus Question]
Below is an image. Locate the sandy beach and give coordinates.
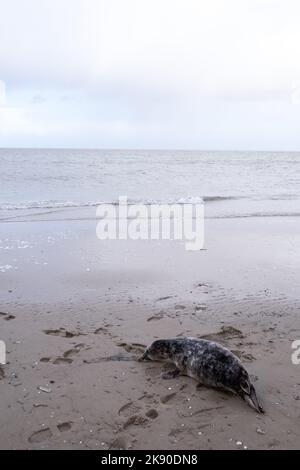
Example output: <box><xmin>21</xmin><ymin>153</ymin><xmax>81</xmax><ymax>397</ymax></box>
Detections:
<box><xmin>1</xmin><ymin>208</ymin><xmax>300</xmax><ymax>449</ymax></box>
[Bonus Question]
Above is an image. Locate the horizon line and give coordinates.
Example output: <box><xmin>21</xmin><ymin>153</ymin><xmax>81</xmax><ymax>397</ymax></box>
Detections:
<box><xmin>1</xmin><ymin>146</ymin><xmax>300</xmax><ymax>153</ymax></box>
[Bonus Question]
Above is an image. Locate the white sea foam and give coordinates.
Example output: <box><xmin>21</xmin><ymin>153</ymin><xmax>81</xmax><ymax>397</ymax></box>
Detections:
<box><xmin>0</xmin><ymin>264</ymin><xmax>13</xmax><ymax>273</ymax></box>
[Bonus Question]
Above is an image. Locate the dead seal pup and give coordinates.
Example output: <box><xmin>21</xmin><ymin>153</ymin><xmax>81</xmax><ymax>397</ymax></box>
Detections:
<box><xmin>140</xmin><ymin>337</ymin><xmax>264</xmax><ymax>413</ymax></box>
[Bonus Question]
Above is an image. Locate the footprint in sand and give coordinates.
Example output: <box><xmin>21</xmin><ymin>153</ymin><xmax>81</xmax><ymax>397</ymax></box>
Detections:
<box><xmin>28</xmin><ymin>428</ymin><xmax>53</xmax><ymax>443</ymax></box>
<box><xmin>94</xmin><ymin>327</ymin><xmax>114</xmax><ymax>337</ymax></box>
<box><xmin>94</xmin><ymin>326</ymin><xmax>119</xmax><ymax>340</ymax></box>
<box><xmin>118</xmin><ymin>401</ymin><xmax>142</xmax><ymax>417</ymax></box>
<box><xmin>231</xmin><ymin>350</ymin><xmax>256</xmax><ymax>362</ymax></box>
<box><xmin>117</xmin><ymin>342</ymin><xmax>146</xmax><ymax>355</ymax></box>
<box><xmin>201</xmin><ymin>326</ymin><xmax>244</xmax><ymax>343</ymax></box>
<box><xmin>168</xmin><ymin>427</ymin><xmax>186</xmax><ymax>439</ymax></box>
<box><xmin>63</xmin><ymin>344</ymin><xmax>86</xmax><ymax>358</ymax></box>
<box><xmin>109</xmin><ymin>436</ymin><xmax>128</xmax><ymax>450</ymax></box>
<box><xmin>147</xmin><ymin>311</ymin><xmax>165</xmax><ymax>322</ymax></box>
<box><xmin>174</xmin><ymin>304</ymin><xmax>186</xmax><ymax>310</ymax></box>
<box><xmin>145</xmin><ymin>409</ymin><xmax>159</xmax><ymax>420</ymax></box>
<box><xmin>123</xmin><ymin>414</ymin><xmax>149</xmax><ymax>429</ymax></box>
<box><xmin>137</xmin><ymin>392</ymin><xmax>157</xmax><ymax>404</ymax></box>
<box><xmin>155</xmin><ymin>295</ymin><xmax>175</xmax><ymax>302</ymax></box>
<box><xmin>43</xmin><ymin>328</ymin><xmax>82</xmax><ymax>338</ymax></box>
<box><xmin>194</xmin><ymin>305</ymin><xmax>207</xmax><ymax>312</ymax></box>
<box><xmin>160</xmin><ymin>392</ymin><xmax>177</xmax><ymax>404</ymax></box>
<box><xmin>0</xmin><ymin>312</ymin><xmax>16</xmax><ymax>321</ymax></box>
<box><xmin>119</xmin><ymin>401</ymin><xmax>158</xmax><ymax>429</ymax></box>
<box><xmin>57</xmin><ymin>422</ymin><xmax>72</xmax><ymax>433</ymax></box>
<box><xmin>195</xmin><ymin>282</ymin><xmax>209</xmax><ymax>288</ymax></box>
<box><xmin>94</xmin><ymin>327</ymin><xmax>108</xmax><ymax>335</ymax></box>
<box><xmin>119</xmin><ymin>402</ymin><xmax>147</xmax><ymax>429</ymax></box>
<box><xmin>53</xmin><ymin>344</ymin><xmax>86</xmax><ymax>364</ymax></box>
<box><xmin>53</xmin><ymin>357</ymin><xmax>73</xmax><ymax>365</ymax></box>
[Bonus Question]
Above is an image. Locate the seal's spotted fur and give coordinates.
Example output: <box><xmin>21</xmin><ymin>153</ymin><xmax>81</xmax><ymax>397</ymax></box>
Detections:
<box><xmin>141</xmin><ymin>337</ymin><xmax>264</xmax><ymax>413</ymax></box>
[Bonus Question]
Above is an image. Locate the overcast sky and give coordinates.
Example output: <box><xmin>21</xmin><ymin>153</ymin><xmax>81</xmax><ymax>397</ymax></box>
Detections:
<box><xmin>0</xmin><ymin>0</ymin><xmax>300</xmax><ymax>149</ymax></box>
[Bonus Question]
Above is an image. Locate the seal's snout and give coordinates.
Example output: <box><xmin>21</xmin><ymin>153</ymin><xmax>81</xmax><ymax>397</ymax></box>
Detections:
<box><xmin>138</xmin><ymin>350</ymin><xmax>151</xmax><ymax>362</ymax></box>
<box><xmin>240</xmin><ymin>379</ymin><xmax>264</xmax><ymax>413</ymax></box>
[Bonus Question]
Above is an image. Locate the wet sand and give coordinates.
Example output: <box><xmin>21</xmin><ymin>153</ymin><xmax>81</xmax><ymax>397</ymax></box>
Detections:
<box><xmin>0</xmin><ymin>209</ymin><xmax>300</xmax><ymax>449</ymax></box>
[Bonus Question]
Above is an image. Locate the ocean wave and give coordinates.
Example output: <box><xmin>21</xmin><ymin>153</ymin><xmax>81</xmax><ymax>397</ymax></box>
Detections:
<box><xmin>202</xmin><ymin>196</ymin><xmax>242</xmax><ymax>202</ymax></box>
<box><xmin>0</xmin><ymin>195</ymin><xmax>246</xmax><ymax>211</ymax></box>
<box><xmin>208</xmin><ymin>211</ymin><xmax>300</xmax><ymax>219</ymax></box>
<box><xmin>0</xmin><ymin>201</ymin><xmax>101</xmax><ymax>211</ymax></box>
<box><xmin>0</xmin><ymin>193</ymin><xmax>299</xmax><ymax>211</ymax></box>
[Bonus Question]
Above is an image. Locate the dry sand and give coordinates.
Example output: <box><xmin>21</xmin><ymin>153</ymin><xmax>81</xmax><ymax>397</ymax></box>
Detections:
<box><xmin>0</xmin><ymin>209</ymin><xmax>300</xmax><ymax>449</ymax></box>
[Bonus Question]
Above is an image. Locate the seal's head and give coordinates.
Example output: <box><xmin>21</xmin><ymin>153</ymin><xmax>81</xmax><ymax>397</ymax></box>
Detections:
<box><xmin>139</xmin><ymin>339</ymin><xmax>172</xmax><ymax>362</ymax></box>
<box><xmin>236</xmin><ymin>369</ymin><xmax>264</xmax><ymax>413</ymax></box>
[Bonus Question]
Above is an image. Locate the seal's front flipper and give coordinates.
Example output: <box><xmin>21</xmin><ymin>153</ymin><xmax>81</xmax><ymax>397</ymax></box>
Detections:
<box><xmin>196</xmin><ymin>383</ymin><xmax>204</xmax><ymax>390</ymax></box>
<box><xmin>161</xmin><ymin>368</ymin><xmax>180</xmax><ymax>380</ymax></box>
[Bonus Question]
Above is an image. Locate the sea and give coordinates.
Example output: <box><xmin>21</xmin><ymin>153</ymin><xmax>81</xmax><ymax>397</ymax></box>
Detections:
<box><xmin>1</xmin><ymin>148</ymin><xmax>300</xmax><ymax>219</ymax></box>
